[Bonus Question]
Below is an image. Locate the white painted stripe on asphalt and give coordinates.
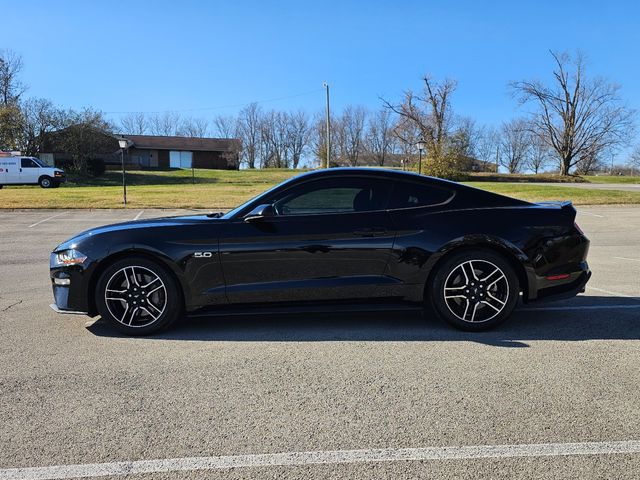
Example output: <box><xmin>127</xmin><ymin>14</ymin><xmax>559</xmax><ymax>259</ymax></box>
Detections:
<box><xmin>578</xmin><ymin>211</ymin><xmax>604</xmax><ymax>218</ymax></box>
<box><xmin>614</xmin><ymin>256</ymin><xmax>640</xmax><ymax>263</ymax></box>
<box><xmin>519</xmin><ymin>304</ymin><xmax>640</xmax><ymax>312</ymax></box>
<box><xmin>133</xmin><ymin>210</ymin><xmax>144</xmax><ymax>220</ymax></box>
<box><xmin>1</xmin><ymin>440</ymin><xmax>640</xmax><ymax>479</ymax></box>
<box><xmin>587</xmin><ymin>286</ymin><xmax>640</xmax><ymax>300</ymax></box>
<box><xmin>27</xmin><ymin>213</ymin><xmax>67</xmax><ymax>228</ymax></box>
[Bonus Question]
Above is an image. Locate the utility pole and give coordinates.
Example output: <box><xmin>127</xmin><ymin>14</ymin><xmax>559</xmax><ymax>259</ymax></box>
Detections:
<box><xmin>495</xmin><ymin>144</ymin><xmax>500</xmax><ymax>174</ymax></box>
<box><xmin>323</xmin><ymin>82</ymin><xmax>331</xmax><ymax>169</ymax></box>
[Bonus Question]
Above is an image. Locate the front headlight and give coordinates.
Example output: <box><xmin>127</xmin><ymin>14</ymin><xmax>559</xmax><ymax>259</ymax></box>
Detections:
<box><xmin>51</xmin><ymin>249</ymin><xmax>87</xmax><ymax>267</ymax></box>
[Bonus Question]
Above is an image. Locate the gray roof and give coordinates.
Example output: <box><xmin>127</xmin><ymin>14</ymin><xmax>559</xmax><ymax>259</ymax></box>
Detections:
<box><xmin>123</xmin><ymin>135</ymin><xmax>241</xmax><ymax>152</ymax></box>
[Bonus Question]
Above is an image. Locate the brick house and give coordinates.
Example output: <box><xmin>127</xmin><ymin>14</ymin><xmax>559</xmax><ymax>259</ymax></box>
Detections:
<box><xmin>40</xmin><ymin>130</ymin><xmax>241</xmax><ymax>170</ymax></box>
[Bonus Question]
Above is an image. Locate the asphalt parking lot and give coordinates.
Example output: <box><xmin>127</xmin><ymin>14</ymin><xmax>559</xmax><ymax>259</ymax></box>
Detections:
<box><xmin>0</xmin><ymin>206</ymin><xmax>639</xmax><ymax>479</ymax></box>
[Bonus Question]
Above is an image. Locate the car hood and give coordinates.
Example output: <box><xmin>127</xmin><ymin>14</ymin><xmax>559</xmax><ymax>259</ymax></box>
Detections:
<box><xmin>53</xmin><ymin>214</ymin><xmax>221</xmax><ymax>252</ymax></box>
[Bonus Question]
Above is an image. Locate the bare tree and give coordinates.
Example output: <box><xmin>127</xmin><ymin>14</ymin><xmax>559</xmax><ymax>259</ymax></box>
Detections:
<box><xmin>475</xmin><ymin>125</ymin><xmax>500</xmax><ymax>170</ymax></box>
<box><xmin>18</xmin><ymin>98</ymin><xmax>63</xmax><ymax>156</ymax></box>
<box><xmin>525</xmin><ymin>131</ymin><xmax>553</xmax><ymax>174</ymax></box>
<box><xmin>149</xmin><ymin>112</ymin><xmax>182</xmax><ymax>136</ymax></box>
<box><xmin>629</xmin><ymin>145</ymin><xmax>640</xmax><ymax>174</ymax></box>
<box><xmin>499</xmin><ymin>119</ymin><xmax>529</xmax><ymax>174</ymax></box>
<box><xmin>451</xmin><ymin>117</ymin><xmax>479</xmax><ymax>159</ymax></box>
<box><xmin>573</xmin><ymin>147</ymin><xmax>604</xmax><ymax>175</ymax></box>
<box><xmin>287</xmin><ymin>110</ymin><xmax>310</xmax><ymax>169</ymax></box>
<box><xmin>365</xmin><ymin>109</ymin><xmax>396</xmax><ymax>166</ymax></box>
<box><xmin>310</xmin><ymin>112</ymin><xmax>338</xmax><ymax>167</ymax></box>
<box><xmin>0</xmin><ymin>103</ymin><xmax>23</xmax><ymax>150</ymax></box>
<box><xmin>120</xmin><ymin>112</ymin><xmax>148</xmax><ymax>135</ymax></box>
<box><xmin>212</xmin><ymin>114</ymin><xmax>238</xmax><ymax>138</ymax></box>
<box><xmin>0</xmin><ymin>49</ymin><xmax>27</xmax><ymax>105</ymax></box>
<box><xmin>392</xmin><ymin>115</ymin><xmax>421</xmax><ymax>170</ymax></box>
<box><xmin>383</xmin><ymin>75</ymin><xmax>457</xmax><ymax>176</ymax></box>
<box><xmin>179</xmin><ymin>117</ymin><xmax>209</xmax><ymax>137</ymax></box>
<box><xmin>260</xmin><ymin>110</ymin><xmax>290</xmax><ymax>168</ymax></box>
<box><xmin>341</xmin><ymin>105</ymin><xmax>367</xmax><ymax>166</ymax></box>
<box><xmin>512</xmin><ymin>51</ymin><xmax>635</xmax><ymax>175</ymax></box>
<box><xmin>237</xmin><ymin>103</ymin><xmax>262</xmax><ymax>168</ymax></box>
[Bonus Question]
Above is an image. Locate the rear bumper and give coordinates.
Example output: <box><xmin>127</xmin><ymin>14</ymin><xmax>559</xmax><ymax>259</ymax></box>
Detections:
<box><xmin>531</xmin><ymin>261</ymin><xmax>591</xmax><ymax>303</ymax></box>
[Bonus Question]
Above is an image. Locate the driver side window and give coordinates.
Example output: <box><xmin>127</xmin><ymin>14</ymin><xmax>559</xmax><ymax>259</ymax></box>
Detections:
<box><xmin>21</xmin><ymin>158</ymin><xmax>39</xmax><ymax>168</ymax></box>
<box><xmin>273</xmin><ymin>177</ymin><xmax>391</xmax><ymax>216</ymax></box>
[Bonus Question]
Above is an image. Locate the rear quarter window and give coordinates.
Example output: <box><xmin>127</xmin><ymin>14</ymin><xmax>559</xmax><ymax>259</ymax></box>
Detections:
<box><xmin>389</xmin><ymin>181</ymin><xmax>453</xmax><ymax>209</ymax></box>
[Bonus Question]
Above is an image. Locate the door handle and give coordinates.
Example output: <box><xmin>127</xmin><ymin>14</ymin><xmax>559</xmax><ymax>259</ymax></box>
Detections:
<box><xmin>353</xmin><ymin>227</ymin><xmax>387</xmax><ymax>237</ymax></box>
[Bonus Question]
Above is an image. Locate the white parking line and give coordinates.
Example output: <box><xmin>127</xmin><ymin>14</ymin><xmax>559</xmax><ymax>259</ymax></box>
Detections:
<box><xmin>1</xmin><ymin>440</ymin><xmax>639</xmax><ymax>479</ymax></box>
<box><xmin>578</xmin><ymin>211</ymin><xmax>604</xmax><ymax>218</ymax></box>
<box><xmin>520</xmin><ymin>304</ymin><xmax>640</xmax><ymax>312</ymax></box>
<box><xmin>587</xmin><ymin>286</ymin><xmax>640</xmax><ymax>300</ymax></box>
<box><xmin>133</xmin><ymin>210</ymin><xmax>144</xmax><ymax>220</ymax></box>
<box><xmin>614</xmin><ymin>256</ymin><xmax>640</xmax><ymax>263</ymax></box>
<box><xmin>27</xmin><ymin>213</ymin><xmax>67</xmax><ymax>228</ymax></box>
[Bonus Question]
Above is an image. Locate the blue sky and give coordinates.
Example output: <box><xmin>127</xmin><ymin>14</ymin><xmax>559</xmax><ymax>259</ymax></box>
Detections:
<box><xmin>2</xmin><ymin>0</ymin><xmax>639</xmax><ymax>142</ymax></box>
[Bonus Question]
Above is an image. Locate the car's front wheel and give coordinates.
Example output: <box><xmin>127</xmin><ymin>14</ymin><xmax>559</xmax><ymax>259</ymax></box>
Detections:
<box><xmin>429</xmin><ymin>249</ymin><xmax>519</xmax><ymax>331</ymax></box>
<box><xmin>39</xmin><ymin>176</ymin><xmax>53</xmax><ymax>188</ymax></box>
<box><xmin>95</xmin><ymin>257</ymin><xmax>183</xmax><ymax>335</ymax></box>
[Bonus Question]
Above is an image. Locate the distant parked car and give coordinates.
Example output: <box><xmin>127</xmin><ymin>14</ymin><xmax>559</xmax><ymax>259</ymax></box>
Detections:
<box><xmin>0</xmin><ymin>155</ymin><xmax>66</xmax><ymax>188</ymax></box>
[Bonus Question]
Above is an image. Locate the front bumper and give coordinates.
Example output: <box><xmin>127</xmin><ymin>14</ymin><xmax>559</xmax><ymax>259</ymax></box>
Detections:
<box><xmin>50</xmin><ymin>263</ymin><xmax>94</xmax><ymax>316</ymax></box>
<box><xmin>49</xmin><ymin>303</ymin><xmax>88</xmax><ymax>315</ymax></box>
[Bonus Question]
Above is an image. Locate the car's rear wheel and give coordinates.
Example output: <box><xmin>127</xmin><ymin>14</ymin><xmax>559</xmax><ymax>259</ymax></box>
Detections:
<box><xmin>39</xmin><ymin>176</ymin><xmax>53</xmax><ymax>188</ymax></box>
<box><xmin>95</xmin><ymin>257</ymin><xmax>183</xmax><ymax>335</ymax></box>
<box><xmin>429</xmin><ymin>249</ymin><xmax>519</xmax><ymax>331</ymax></box>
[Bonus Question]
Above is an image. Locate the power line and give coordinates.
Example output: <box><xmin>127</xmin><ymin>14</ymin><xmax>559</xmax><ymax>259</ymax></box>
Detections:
<box><xmin>104</xmin><ymin>88</ymin><xmax>325</xmax><ymax>115</ymax></box>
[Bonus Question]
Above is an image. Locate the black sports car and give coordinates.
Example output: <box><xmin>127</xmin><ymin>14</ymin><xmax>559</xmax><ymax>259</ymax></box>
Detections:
<box><xmin>50</xmin><ymin>168</ymin><xmax>590</xmax><ymax>334</ymax></box>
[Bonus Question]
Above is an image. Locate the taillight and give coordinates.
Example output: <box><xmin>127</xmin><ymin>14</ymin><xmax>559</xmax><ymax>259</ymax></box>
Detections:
<box><xmin>574</xmin><ymin>222</ymin><xmax>584</xmax><ymax>235</ymax></box>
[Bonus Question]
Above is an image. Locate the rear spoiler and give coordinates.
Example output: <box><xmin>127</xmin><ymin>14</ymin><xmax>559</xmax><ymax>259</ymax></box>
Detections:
<box><xmin>536</xmin><ymin>200</ymin><xmax>576</xmax><ymax>222</ymax></box>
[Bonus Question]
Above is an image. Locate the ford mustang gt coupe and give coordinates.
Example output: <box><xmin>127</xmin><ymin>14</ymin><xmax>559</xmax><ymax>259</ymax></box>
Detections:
<box><xmin>50</xmin><ymin>168</ymin><xmax>590</xmax><ymax>335</ymax></box>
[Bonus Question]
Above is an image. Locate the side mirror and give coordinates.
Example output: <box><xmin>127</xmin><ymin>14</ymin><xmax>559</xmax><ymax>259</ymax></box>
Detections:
<box><xmin>244</xmin><ymin>204</ymin><xmax>275</xmax><ymax>223</ymax></box>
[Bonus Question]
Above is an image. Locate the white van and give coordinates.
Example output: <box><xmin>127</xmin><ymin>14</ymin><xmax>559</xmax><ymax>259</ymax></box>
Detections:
<box><xmin>0</xmin><ymin>155</ymin><xmax>66</xmax><ymax>188</ymax></box>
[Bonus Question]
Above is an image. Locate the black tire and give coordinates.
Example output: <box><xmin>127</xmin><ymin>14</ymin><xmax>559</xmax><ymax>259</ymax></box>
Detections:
<box><xmin>95</xmin><ymin>256</ymin><xmax>183</xmax><ymax>335</ymax></box>
<box><xmin>39</xmin><ymin>176</ymin><xmax>53</xmax><ymax>188</ymax></box>
<box><xmin>429</xmin><ymin>249</ymin><xmax>519</xmax><ymax>331</ymax></box>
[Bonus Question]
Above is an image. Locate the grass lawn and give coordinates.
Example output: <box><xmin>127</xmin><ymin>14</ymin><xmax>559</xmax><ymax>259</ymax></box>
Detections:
<box><xmin>2</xmin><ymin>169</ymin><xmax>640</xmax><ymax>209</ymax></box>
<box><xmin>582</xmin><ymin>175</ymin><xmax>640</xmax><ymax>184</ymax></box>
<box><xmin>464</xmin><ymin>182</ymin><xmax>640</xmax><ymax>205</ymax></box>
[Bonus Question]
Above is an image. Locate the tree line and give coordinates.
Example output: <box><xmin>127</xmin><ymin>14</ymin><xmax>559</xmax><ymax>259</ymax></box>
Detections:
<box><xmin>1</xmin><ymin>48</ymin><xmax>638</xmax><ymax>176</ymax></box>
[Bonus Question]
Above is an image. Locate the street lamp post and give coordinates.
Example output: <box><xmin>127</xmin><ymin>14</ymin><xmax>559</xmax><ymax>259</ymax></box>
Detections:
<box><xmin>118</xmin><ymin>138</ymin><xmax>128</xmax><ymax>206</ymax></box>
<box><xmin>416</xmin><ymin>140</ymin><xmax>427</xmax><ymax>175</ymax></box>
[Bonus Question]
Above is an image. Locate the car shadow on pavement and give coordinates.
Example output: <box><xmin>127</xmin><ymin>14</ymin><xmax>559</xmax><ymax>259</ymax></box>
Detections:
<box><xmin>85</xmin><ymin>295</ymin><xmax>640</xmax><ymax>347</ymax></box>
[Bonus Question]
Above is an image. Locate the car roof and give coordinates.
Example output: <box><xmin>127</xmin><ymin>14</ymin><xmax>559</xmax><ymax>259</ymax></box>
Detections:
<box><xmin>291</xmin><ymin>167</ymin><xmax>460</xmax><ymax>188</ymax></box>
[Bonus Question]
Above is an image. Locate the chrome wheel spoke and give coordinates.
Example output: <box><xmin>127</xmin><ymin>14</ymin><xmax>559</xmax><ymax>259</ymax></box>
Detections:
<box><xmin>443</xmin><ymin>259</ymin><xmax>510</xmax><ymax>324</ymax></box>
<box><xmin>469</xmin><ymin>302</ymin><xmax>480</xmax><ymax>322</ymax></box>
<box><xmin>481</xmin><ymin>268</ymin><xmax>501</xmax><ymax>283</ymax></box>
<box><xmin>121</xmin><ymin>306</ymin><xmax>139</xmax><ymax>325</ymax></box>
<box><xmin>140</xmin><ymin>306</ymin><xmax>159</xmax><ymax>321</ymax></box>
<box><xmin>104</xmin><ymin>265</ymin><xmax>167</xmax><ymax>328</ymax></box>
<box><xmin>105</xmin><ymin>288</ymin><xmax>127</xmax><ymax>302</ymax></box>
<box><xmin>142</xmin><ymin>277</ymin><xmax>161</xmax><ymax>289</ymax></box>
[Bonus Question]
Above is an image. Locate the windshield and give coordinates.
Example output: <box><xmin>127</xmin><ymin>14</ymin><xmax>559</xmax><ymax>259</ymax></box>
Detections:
<box><xmin>31</xmin><ymin>157</ymin><xmax>47</xmax><ymax>167</ymax></box>
<box><xmin>220</xmin><ymin>173</ymin><xmax>308</xmax><ymax>219</ymax></box>
<box><xmin>221</xmin><ymin>181</ymin><xmax>286</xmax><ymax>219</ymax></box>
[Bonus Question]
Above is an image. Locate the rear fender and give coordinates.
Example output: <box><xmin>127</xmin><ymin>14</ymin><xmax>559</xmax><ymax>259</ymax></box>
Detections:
<box><xmin>421</xmin><ymin>234</ymin><xmax>535</xmax><ymax>302</ymax></box>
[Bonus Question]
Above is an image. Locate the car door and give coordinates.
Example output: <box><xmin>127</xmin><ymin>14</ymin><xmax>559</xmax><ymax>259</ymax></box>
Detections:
<box><xmin>19</xmin><ymin>158</ymin><xmax>41</xmax><ymax>184</ymax></box>
<box><xmin>219</xmin><ymin>176</ymin><xmax>398</xmax><ymax>304</ymax></box>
